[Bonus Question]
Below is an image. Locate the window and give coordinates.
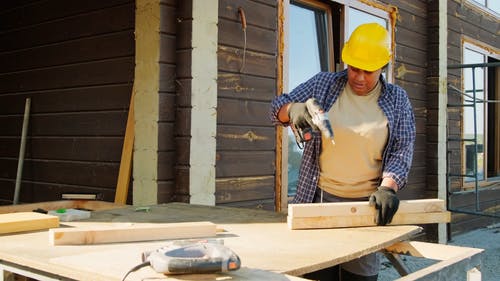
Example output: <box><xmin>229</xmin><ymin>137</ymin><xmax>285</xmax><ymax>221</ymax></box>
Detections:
<box><xmin>469</xmin><ymin>0</ymin><xmax>500</xmax><ymax>15</ymax></box>
<box><xmin>287</xmin><ymin>0</ymin><xmax>333</xmax><ymax>197</ymax></box>
<box><xmin>462</xmin><ymin>42</ymin><xmax>500</xmax><ymax>185</ymax></box>
<box><xmin>285</xmin><ymin>0</ymin><xmax>393</xmax><ymax>197</ymax></box>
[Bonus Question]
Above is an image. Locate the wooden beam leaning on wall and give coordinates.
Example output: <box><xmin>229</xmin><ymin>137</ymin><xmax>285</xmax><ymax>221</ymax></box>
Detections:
<box><xmin>114</xmin><ymin>86</ymin><xmax>135</xmax><ymax>204</ymax></box>
<box><xmin>288</xmin><ymin>199</ymin><xmax>450</xmax><ymax>230</ymax></box>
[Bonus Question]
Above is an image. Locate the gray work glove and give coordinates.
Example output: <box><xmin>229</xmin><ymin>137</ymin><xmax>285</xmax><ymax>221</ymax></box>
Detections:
<box><xmin>369</xmin><ymin>186</ymin><xmax>399</xmax><ymax>226</ymax></box>
<box><xmin>287</xmin><ymin>102</ymin><xmax>317</xmax><ymax>131</ymax></box>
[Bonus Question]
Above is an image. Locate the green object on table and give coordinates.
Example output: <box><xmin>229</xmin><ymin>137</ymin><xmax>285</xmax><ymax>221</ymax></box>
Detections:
<box><xmin>56</xmin><ymin>208</ymin><xmax>66</xmax><ymax>213</ymax></box>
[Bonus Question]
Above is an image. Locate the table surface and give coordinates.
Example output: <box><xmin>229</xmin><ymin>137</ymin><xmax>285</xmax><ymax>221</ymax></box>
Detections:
<box><xmin>0</xmin><ymin>202</ymin><xmax>422</xmax><ymax>281</ymax></box>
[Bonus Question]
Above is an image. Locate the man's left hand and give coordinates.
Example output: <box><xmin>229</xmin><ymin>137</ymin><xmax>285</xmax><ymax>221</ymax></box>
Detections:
<box><xmin>369</xmin><ymin>186</ymin><xmax>399</xmax><ymax>226</ymax></box>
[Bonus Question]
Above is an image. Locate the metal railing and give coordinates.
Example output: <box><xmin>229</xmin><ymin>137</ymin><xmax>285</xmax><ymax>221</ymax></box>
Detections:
<box><xmin>446</xmin><ymin>61</ymin><xmax>500</xmax><ymax>218</ymax></box>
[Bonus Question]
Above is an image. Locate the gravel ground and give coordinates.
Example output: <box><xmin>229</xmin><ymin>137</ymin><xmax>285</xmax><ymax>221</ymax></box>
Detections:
<box><xmin>379</xmin><ymin>223</ymin><xmax>500</xmax><ymax>280</ymax></box>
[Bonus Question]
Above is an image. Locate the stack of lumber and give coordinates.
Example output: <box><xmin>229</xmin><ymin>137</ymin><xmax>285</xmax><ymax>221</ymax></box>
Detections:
<box><xmin>288</xmin><ymin>199</ymin><xmax>450</xmax><ymax>230</ymax></box>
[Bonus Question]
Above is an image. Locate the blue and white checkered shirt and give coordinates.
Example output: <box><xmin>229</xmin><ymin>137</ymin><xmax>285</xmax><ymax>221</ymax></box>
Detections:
<box><xmin>270</xmin><ymin>70</ymin><xmax>416</xmax><ymax>203</ymax></box>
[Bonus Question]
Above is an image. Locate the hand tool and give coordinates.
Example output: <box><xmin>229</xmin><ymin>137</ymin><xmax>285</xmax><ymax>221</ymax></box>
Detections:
<box><xmin>291</xmin><ymin>97</ymin><xmax>335</xmax><ymax>148</ymax></box>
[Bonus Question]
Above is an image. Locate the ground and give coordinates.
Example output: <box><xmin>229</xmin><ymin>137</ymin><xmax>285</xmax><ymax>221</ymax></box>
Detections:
<box><xmin>379</xmin><ymin>223</ymin><xmax>500</xmax><ymax>280</ymax></box>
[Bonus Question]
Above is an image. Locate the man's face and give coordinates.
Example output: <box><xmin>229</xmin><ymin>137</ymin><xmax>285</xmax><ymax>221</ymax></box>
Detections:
<box><xmin>347</xmin><ymin>65</ymin><xmax>382</xmax><ymax>96</ymax></box>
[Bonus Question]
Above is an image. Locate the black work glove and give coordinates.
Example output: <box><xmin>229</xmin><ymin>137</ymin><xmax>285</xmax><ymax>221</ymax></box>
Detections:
<box><xmin>287</xmin><ymin>102</ymin><xmax>317</xmax><ymax>131</ymax></box>
<box><xmin>369</xmin><ymin>186</ymin><xmax>399</xmax><ymax>226</ymax></box>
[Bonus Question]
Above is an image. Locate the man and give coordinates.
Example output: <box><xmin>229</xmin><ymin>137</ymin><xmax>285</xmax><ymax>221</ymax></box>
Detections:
<box><xmin>270</xmin><ymin>23</ymin><xmax>416</xmax><ymax>280</ymax></box>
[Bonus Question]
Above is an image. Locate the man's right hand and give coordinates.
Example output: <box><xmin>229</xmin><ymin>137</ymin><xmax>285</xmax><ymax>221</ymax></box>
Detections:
<box><xmin>287</xmin><ymin>102</ymin><xmax>316</xmax><ymax>130</ymax></box>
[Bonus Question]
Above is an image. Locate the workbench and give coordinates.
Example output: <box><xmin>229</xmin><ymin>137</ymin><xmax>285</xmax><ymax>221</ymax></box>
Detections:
<box><xmin>0</xmin><ymin>201</ymin><xmax>483</xmax><ymax>281</ymax></box>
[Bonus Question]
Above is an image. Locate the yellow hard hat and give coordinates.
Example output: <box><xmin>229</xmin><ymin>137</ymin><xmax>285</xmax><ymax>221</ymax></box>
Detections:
<box><xmin>341</xmin><ymin>23</ymin><xmax>391</xmax><ymax>71</ymax></box>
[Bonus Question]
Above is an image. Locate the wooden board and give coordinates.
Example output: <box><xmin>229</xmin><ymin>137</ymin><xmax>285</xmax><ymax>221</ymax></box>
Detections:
<box><xmin>0</xmin><ymin>200</ymin><xmax>125</xmax><ymax>214</ymax></box>
<box><xmin>49</xmin><ymin>221</ymin><xmax>217</xmax><ymax>245</ymax></box>
<box><xmin>385</xmin><ymin>241</ymin><xmax>483</xmax><ymax>281</ymax></box>
<box><xmin>114</xmin><ymin>86</ymin><xmax>134</xmax><ymax>204</ymax></box>
<box><xmin>288</xmin><ymin>199</ymin><xmax>451</xmax><ymax>229</ymax></box>
<box><xmin>0</xmin><ymin>212</ymin><xmax>59</xmax><ymax>234</ymax></box>
<box><xmin>50</xmin><ymin>246</ymin><xmax>309</xmax><ymax>281</ymax></box>
<box><xmin>385</xmin><ymin>241</ymin><xmax>483</xmax><ymax>261</ymax></box>
<box><xmin>0</xmin><ymin>202</ymin><xmax>421</xmax><ymax>280</ymax></box>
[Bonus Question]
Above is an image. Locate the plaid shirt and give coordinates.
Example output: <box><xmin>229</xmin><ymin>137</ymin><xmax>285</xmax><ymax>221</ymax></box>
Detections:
<box><xmin>270</xmin><ymin>70</ymin><xmax>416</xmax><ymax>203</ymax></box>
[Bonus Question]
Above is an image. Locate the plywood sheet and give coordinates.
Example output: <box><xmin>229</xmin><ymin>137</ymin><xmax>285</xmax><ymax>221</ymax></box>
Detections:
<box><xmin>50</xmin><ymin>246</ymin><xmax>308</xmax><ymax>281</ymax></box>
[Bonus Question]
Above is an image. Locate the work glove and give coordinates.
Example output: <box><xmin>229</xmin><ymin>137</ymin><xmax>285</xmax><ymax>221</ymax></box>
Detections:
<box><xmin>287</xmin><ymin>102</ymin><xmax>317</xmax><ymax>132</ymax></box>
<box><xmin>369</xmin><ymin>186</ymin><xmax>399</xmax><ymax>226</ymax></box>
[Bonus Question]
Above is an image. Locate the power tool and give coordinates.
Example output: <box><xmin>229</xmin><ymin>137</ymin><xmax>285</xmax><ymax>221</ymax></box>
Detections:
<box><xmin>144</xmin><ymin>239</ymin><xmax>240</xmax><ymax>274</ymax></box>
<box><xmin>291</xmin><ymin>97</ymin><xmax>335</xmax><ymax>148</ymax></box>
<box><xmin>121</xmin><ymin>239</ymin><xmax>241</xmax><ymax>280</ymax></box>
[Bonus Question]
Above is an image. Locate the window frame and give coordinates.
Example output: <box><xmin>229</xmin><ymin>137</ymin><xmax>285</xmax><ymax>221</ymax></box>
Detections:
<box><xmin>461</xmin><ymin>40</ymin><xmax>500</xmax><ymax>188</ymax></box>
<box><xmin>466</xmin><ymin>0</ymin><xmax>500</xmax><ymax>18</ymax></box>
<box><xmin>280</xmin><ymin>0</ymin><xmax>395</xmax><ymax>207</ymax></box>
<box><xmin>341</xmin><ymin>0</ymin><xmax>394</xmax><ymax>82</ymax></box>
<box><xmin>290</xmin><ymin>0</ymin><xmax>335</xmax><ymax>73</ymax></box>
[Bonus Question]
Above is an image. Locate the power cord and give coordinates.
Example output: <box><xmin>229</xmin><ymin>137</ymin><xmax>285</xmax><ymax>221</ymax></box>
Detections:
<box><xmin>238</xmin><ymin>7</ymin><xmax>247</xmax><ymax>73</ymax></box>
<box><xmin>121</xmin><ymin>261</ymin><xmax>151</xmax><ymax>281</ymax></box>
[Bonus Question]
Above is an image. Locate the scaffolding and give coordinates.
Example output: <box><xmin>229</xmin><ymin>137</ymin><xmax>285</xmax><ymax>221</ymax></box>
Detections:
<box><xmin>446</xmin><ymin>61</ymin><xmax>500</xmax><ymax>219</ymax></box>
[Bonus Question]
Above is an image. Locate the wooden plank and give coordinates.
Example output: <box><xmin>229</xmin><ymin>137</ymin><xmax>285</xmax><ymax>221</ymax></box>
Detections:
<box><xmin>0</xmin><ymin>3</ymin><xmax>134</xmax><ymax>53</ymax></box>
<box><xmin>0</xmin><ymin>158</ymin><xmax>120</xmax><ymax>188</ymax></box>
<box><xmin>389</xmin><ymin>242</ymin><xmax>483</xmax><ymax>281</ymax></box>
<box><xmin>218</xmin><ymin>72</ymin><xmax>275</xmax><ymax>101</ymax></box>
<box><xmin>288</xmin><ymin>199</ymin><xmax>450</xmax><ymax>229</ymax></box>
<box><xmin>0</xmin><ymin>212</ymin><xmax>59</xmax><ymax>234</ymax></box>
<box><xmin>288</xmin><ymin>212</ymin><xmax>450</xmax><ymax>230</ymax></box>
<box><xmin>215</xmin><ymin>176</ymin><xmax>275</xmax><ymax>203</ymax></box>
<box><xmin>1</xmin><ymin>32</ymin><xmax>134</xmax><ymax>73</ymax></box>
<box><xmin>289</xmin><ymin>199</ymin><xmax>446</xmax><ymax>217</ymax></box>
<box><xmin>216</xmin><ymin>151</ymin><xmax>275</xmax><ymax>178</ymax></box>
<box><xmin>217</xmin><ymin>98</ymin><xmax>272</xmax><ymax>126</ymax></box>
<box><xmin>385</xmin><ymin>241</ymin><xmax>482</xmax><ymax>261</ymax></box>
<box><xmin>0</xmin><ymin>111</ymin><xmax>127</xmax><ymax>136</ymax></box>
<box><xmin>115</xmin><ymin>87</ymin><xmax>134</xmax><ymax>204</ymax></box>
<box><xmin>0</xmin><ymin>200</ymin><xmax>124</xmax><ymax>214</ymax></box>
<box><xmin>0</xmin><ymin>85</ymin><xmax>131</xmax><ymax>115</ymax></box>
<box><xmin>217</xmin><ymin>125</ymin><xmax>275</xmax><ymax>150</ymax></box>
<box><xmin>50</xmin><ymin>247</ymin><xmax>310</xmax><ymax>281</ymax></box>
<box><xmin>49</xmin><ymin>221</ymin><xmax>217</xmax><ymax>245</ymax></box>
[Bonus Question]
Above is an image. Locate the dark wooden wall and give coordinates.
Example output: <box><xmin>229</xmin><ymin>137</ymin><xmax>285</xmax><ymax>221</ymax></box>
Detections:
<box><xmin>376</xmin><ymin>0</ymin><xmax>438</xmax><ymax>241</ymax></box>
<box><xmin>445</xmin><ymin>0</ymin><xmax>500</xmax><ymax>236</ymax></box>
<box><xmin>174</xmin><ymin>0</ymin><xmax>192</xmax><ymax>203</ymax></box>
<box><xmin>0</xmin><ymin>0</ymin><xmax>135</xmax><ymax>204</ymax></box>
<box><xmin>171</xmin><ymin>0</ymin><xmax>278</xmax><ymax>209</ymax></box>
<box><xmin>216</xmin><ymin>0</ymin><xmax>278</xmax><ymax>210</ymax></box>
<box><xmin>157</xmin><ymin>0</ymin><xmax>178</xmax><ymax>203</ymax></box>
<box><xmin>379</xmin><ymin>1</ymin><xmax>430</xmax><ymax>201</ymax></box>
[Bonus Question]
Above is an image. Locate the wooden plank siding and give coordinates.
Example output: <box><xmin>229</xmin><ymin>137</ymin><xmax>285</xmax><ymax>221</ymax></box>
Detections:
<box><xmin>0</xmin><ymin>1</ymin><xmax>135</xmax><ymax>204</ymax></box>
<box><xmin>445</xmin><ymin>0</ymin><xmax>500</xmax><ymax>235</ymax></box>
<box><xmin>173</xmin><ymin>0</ymin><xmax>193</xmax><ymax>203</ymax></box>
<box><xmin>216</xmin><ymin>0</ymin><xmax>277</xmax><ymax>210</ymax></box>
<box><xmin>157</xmin><ymin>0</ymin><xmax>178</xmax><ymax>203</ymax></box>
<box><xmin>379</xmin><ymin>0</ymin><xmax>429</xmax><ymax>201</ymax></box>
